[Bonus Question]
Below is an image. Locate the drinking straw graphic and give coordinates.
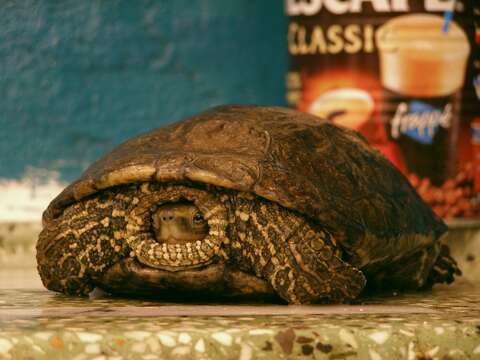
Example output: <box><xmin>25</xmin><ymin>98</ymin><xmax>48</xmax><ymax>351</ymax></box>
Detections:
<box><xmin>442</xmin><ymin>0</ymin><xmax>457</xmax><ymax>33</ymax></box>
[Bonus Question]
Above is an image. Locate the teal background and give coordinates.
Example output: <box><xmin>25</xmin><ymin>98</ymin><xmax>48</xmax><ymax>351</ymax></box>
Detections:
<box><xmin>0</xmin><ymin>1</ymin><xmax>287</xmax><ymax>181</ymax></box>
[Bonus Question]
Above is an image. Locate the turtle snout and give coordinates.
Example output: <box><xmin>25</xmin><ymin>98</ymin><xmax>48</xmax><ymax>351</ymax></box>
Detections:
<box><xmin>160</xmin><ymin>213</ymin><xmax>175</xmax><ymax>222</ymax></box>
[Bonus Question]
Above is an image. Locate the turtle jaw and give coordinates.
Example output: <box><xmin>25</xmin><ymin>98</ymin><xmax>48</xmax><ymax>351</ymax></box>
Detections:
<box><xmin>135</xmin><ymin>239</ymin><xmax>220</xmax><ymax>272</ymax></box>
<box><xmin>125</xmin><ymin>185</ymin><xmax>230</xmax><ymax>272</ymax></box>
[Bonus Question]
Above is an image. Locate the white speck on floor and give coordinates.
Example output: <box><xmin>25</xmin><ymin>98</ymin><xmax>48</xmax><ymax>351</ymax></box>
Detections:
<box><xmin>368</xmin><ymin>348</ymin><xmax>382</xmax><ymax>360</ymax></box>
<box><xmin>426</xmin><ymin>346</ymin><xmax>439</xmax><ymax>357</ymax></box>
<box><xmin>239</xmin><ymin>343</ymin><xmax>253</xmax><ymax>360</ymax></box>
<box><xmin>212</xmin><ymin>332</ymin><xmax>233</xmax><ymax>346</ymax></box>
<box><xmin>33</xmin><ymin>332</ymin><xmax>53</xmax><ymax>341</ymax></box>
<box><xmin>178</xmin><ymin>333</ymin><xmax>192</xmax><ymax>344</ymax></box>
<box><xmin>156</xmin><ymin>333</ymin><xmax>176</xmax><ymax>347</ymax></box>
<box><xmin>77</xmin><ymin>332</ymin><xmax>103</xmax><ymax>343</ymax></box>
<box><xmin>0</xmin><ymin>339</ymin><xmax>13</xmax><ymax>354</ymax></box>
<box><xmin>195</xmin><ymin>339</ymin><xmax>205</xmax><ymax>353</ymax></box>
<box><xmin>85</xmin><ymin>343</ymin><xmax>101</xmax><ymax>354</ymax></box>
<box><xmin>368</xmin><ymin>331</ymin><xmax>390</xmax><ymax>345</ymax></box>
<box><xmin>339</xmin><ymin>329</ymin><xmax>358</xmax><ymax>349</ymax></box>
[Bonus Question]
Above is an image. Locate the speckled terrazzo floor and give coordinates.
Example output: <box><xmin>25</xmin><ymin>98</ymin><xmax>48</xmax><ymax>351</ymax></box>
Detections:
<box><xmin>0</xmin><ymin>281</ymin><xmax>479</xmax><ymax>359</ymax></box>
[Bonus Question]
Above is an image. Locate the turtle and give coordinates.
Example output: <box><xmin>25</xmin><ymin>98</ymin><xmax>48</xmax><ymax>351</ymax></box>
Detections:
<box><xmin>36</xmin><ymin>105</ymin><xmax>460</xmax><ymax>304</ymax></box>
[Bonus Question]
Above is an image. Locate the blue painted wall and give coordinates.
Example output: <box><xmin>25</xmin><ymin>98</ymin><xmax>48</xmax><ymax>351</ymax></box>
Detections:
<box><xmin>0</xmin><ymin>1</ymin><xmax>287</xmax><ymax>181</ymax></box>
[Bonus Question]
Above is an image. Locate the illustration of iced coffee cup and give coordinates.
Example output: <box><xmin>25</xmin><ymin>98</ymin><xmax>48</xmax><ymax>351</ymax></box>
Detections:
<box><xmin>308</xmin><ymin>88</ymin><xmax>374</xmax><ymax>130</ymax></box>
<box><xmin>376</xmin><ymin>14</ymin><xmax>470</xmax><ymax>185</ymax></box>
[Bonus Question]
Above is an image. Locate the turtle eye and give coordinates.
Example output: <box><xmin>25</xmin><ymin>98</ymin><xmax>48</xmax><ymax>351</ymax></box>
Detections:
<box><xmin>193</xmin><ymin>212</ymin><xmax>205</xmax><ymax>225</ymax></box>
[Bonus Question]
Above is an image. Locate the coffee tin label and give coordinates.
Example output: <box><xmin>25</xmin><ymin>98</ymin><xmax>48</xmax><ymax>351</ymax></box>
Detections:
<box><xmin>286</xmin><ymin>0</ymin><xmax>480</xmax><ymax>219</ymax></box>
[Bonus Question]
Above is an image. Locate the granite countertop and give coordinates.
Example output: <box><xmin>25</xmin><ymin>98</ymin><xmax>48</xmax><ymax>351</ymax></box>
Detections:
<box><xmin>0</xmin><ymin>280</ymin><xmax>479</xmax><ymax>360</ymax></box>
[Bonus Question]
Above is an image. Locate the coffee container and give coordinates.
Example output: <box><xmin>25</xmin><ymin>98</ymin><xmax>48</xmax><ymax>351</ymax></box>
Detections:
<box><xmin>286</xmin><ymin>0</ymin><xmax>480</xmax><ymax>220</ymax></box>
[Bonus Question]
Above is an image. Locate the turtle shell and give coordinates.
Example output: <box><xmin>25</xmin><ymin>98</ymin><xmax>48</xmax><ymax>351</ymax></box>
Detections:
<box><xmin>43</xmin><ymin>105</ymin><xmax>446</xmax><ymax>257</ymax></box>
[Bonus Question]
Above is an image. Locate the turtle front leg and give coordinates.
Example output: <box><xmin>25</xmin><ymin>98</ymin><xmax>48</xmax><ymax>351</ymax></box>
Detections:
<box><xmin>37</xmin><ymin>218</ymin><xmax>96</xmax><ymax>296</ymax></box>
<box><xmin>36</xmin><ymin>190</ymin><xmax>130</xmax><ymax>296</ymax></box>
<box><xmin>230</xmin><ymin>194</ymin><xmax>366</xmax><ymax>304</ymax></box>
<box><xmin>269</xmin><ymin>225</ymin><xmax>366</xmax><ymax>304</ymax></box>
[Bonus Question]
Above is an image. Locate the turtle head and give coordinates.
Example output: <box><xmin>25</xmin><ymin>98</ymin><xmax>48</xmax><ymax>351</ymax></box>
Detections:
<box><xmin>126</xmin><ymin>185</ymin><xmax>229</xmax><ymax>272</ymax></box>
<box><xmin>152</xmin><ymin>202</ymin><xmax>209</xmax><ymax>244</ymax></box>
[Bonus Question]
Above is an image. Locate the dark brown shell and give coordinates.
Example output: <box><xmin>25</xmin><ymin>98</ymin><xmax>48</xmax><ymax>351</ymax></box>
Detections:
<box><xmin>43</xmin><ymin>105</ymin><xmax>446</xmax><ymax>252</ymax></box>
